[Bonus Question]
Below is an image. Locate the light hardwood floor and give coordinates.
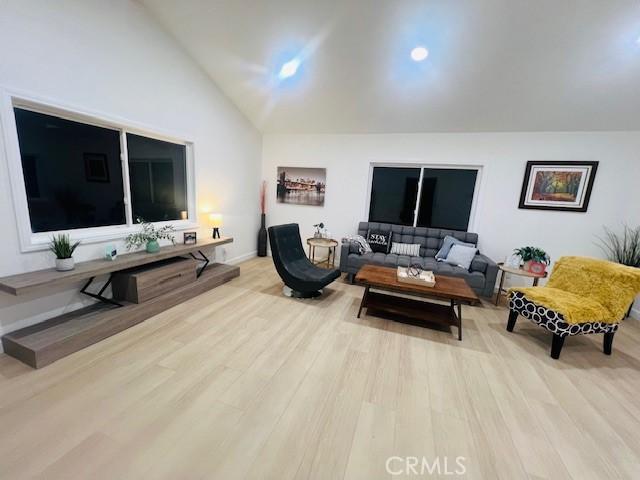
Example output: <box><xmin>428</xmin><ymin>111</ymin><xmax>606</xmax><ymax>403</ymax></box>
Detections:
<box><xmin>1</xmin><ymin>257</ymin><xmax>640</xmax><ymax>479</ymax></box>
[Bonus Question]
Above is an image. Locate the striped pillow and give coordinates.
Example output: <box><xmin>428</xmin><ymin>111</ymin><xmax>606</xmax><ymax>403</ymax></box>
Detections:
<box><xmin>390</xmin><ymin>242</ymin><xmax>421</xmax><ymax>256</ymax></box>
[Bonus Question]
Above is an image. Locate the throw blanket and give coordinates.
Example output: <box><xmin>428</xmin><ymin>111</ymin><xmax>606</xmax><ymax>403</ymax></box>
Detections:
<box><xmin>509</xmin><ymin>256</ymin><xmax>640</xmax><ymax>324</ymax></box>
<box><xmin>342</xmin><ymin>235</ymin><xmax>372</xmax><ymax>255</ymax></box>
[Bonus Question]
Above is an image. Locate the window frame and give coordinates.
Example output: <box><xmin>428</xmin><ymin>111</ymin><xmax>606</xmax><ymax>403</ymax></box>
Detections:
<box><xmin>1</xmin><ymin>88</ymin><xmax>198</xmax><ymax>252</ymax></box>
<box><xmin>365</xmin><ymin>162</ymin><xmax>483</xmax><ymax>232</ymax></box>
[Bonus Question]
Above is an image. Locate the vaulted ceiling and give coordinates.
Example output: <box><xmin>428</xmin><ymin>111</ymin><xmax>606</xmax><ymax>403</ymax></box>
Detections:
<box><xmin>141</xmin><ymin>0</ymin><xmax>640</xmax><ymax>133</ymax></box>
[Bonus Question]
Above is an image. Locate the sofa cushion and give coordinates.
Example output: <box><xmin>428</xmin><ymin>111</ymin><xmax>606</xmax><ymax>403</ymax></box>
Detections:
<box><xmin>347</xmin><ymin>252</ymin><xmax>386</xmax><ymax>269</ymax></box>
<box><xmin>434</xmin><ymin>262</ymin><xmax>485</xmax><ymax>289</ymax></box>
<box><xmin>422</xmin><ymin>257</ymin><xmax>438</xmax><ymax>271</ymax></box>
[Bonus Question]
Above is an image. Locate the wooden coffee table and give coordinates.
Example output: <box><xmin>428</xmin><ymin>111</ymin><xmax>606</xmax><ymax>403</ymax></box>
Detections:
<box><xmin>355</xmin><ymin>264</ymin><xmax>480</xmax><ymax>340</ymax></box>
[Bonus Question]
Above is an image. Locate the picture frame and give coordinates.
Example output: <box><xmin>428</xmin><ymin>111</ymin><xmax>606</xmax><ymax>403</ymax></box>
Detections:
<box><xmin>183</xmin><ymin>231</ymin><xmax>197</xmax><ymax>245</ymax></box>
<box><xmin>518</xmin><ymin>161</ymin><xmax>598</xmax><ymax>212</ymax></box>
<box><xmin>276</xmin><ymin>167</ymin><xmax>326</xmax><ymax>206</ymax></box>
<box><xmin>83</xmin><ymin>153</ymin><xmax>110</xmax><ymax>183</ymax></box>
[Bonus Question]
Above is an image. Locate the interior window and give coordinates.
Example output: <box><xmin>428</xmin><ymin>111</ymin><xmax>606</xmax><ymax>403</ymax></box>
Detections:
<box><xmin>369</xmin><ymin>166</ymin><xmax>478</xmax><ymax>230</ymax></box>
<box><xmin>13</xmin><ymin>108</ymin><xmax>126</xmax><ymax>233</ymax></box>
<box><xmin>126</xmin><ymin>133</ymin><xmax>187</xmax><ymax>222</ymax></box>
<box><xmin>368</xmin><ymin>167</ymin><xmax>420</xmax><ymax>226</ymax></box>
<box><xmin>416</xmin><ymin>168</ymin><xmax>478</xmax><ymax>230</ymax></box>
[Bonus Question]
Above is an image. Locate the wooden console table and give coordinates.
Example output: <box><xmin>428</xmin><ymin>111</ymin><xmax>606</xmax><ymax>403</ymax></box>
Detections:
<box><xmin>0</xmin><ymin>237</ymin><xmax>238</xmax><ymax>368</ymax></box>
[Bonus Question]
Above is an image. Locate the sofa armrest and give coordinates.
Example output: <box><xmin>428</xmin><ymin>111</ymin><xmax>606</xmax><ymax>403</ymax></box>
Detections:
<box><xmin>339</xmin><ymin>242</ymin><xmax>352</xmax><ymax>272</ymax></box>
<box><xmin>471</xmin><ymin>253</ymin><xmax>499</xmax><ymax>298</ymax></box>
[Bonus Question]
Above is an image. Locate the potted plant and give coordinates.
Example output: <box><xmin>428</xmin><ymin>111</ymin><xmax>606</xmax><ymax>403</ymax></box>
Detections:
<box><xmin>597</xmin><ymin>225</ymin><xmax>640</xmax><ymax>267</ymax></box>
<box><xmin>50</xmin><ymin>234</ymin><xmax>80</xmax><ymax>271</ymax></box>
<box><xmin>313</xmin><ymin>222</ymin><xmax>325</xmax><ymax>239</ymax></box>
<box><xmin>513</xmin><ymin>246</ymin><xmax>550</xmax><ymax>274</ymax></box>
<box><xmin>125</xmin><ymin>218</ymin><xmax>175</xmax><ymax>253</ymax></box>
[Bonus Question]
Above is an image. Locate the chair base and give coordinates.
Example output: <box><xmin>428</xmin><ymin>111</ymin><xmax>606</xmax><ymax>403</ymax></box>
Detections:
<box><xmin>507</xmin><ymin>309</ymin><xmax>617</xmax><ymax>360</ymax></box>
<box><xmin>283</xmin><ymin>285</ymin><xmax>322</xmax><ymax>298</ymax></box>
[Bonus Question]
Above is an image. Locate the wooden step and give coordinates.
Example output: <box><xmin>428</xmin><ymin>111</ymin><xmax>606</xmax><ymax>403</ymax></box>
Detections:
<box><xmin>2</xmin><ymin>263</ymin><xmax>239</xmax><ymax>368</ymax></box>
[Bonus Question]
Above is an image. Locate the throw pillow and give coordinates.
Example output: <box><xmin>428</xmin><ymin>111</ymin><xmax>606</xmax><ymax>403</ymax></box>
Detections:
<box><xmin>366</xmin><ymin>229</ymin><xmax>392</xmax><ymax>253</ymax></box>
<box><xmin>435</xmin><ymin>235</ymin><xmax>476</xmax><ymax>261</ymax></box>
<box><xmin>444</xmin><ymin>244</ymin><xmax>478</xmax><ymax>270</ymax></box>
<box><xmin>390</xmin><ymin>242</ymin><xmax>421</xmax><ymax>257</ymax></box>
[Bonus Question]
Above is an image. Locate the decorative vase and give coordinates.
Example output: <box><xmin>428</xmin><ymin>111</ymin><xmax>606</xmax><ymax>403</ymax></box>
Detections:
<box><xmin>55</xmin><ymin>257</ymin><xmax>75</xmax><ymax>271</ymax></box>
<box><xmin>257</xmin><ymin>213</ymin><xmax>267</xmax><ymax>257</ymax></box>
<box><xmin>146</xmin><ymin>240</ymin><xmax>160</xmax><ymax>253</ymax></box>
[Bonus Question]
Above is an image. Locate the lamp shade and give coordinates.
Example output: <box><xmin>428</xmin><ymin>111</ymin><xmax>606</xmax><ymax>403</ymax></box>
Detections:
<box><xmin>209</xmin><ymin>213</ymin><xmax>223</xmax><ymax>228</ymax></box>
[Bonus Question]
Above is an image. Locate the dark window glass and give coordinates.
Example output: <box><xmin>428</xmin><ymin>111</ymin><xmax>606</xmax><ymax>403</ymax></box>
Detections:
<box><xmin>13</xmin><ymin>108</ymin><xmax>125</xmax><ymax>233</ymax></box>
<box><xmin>416</xmin><ymin>168</ymin><xmax>477</xmax><ymax>230</ymax></box>
<box><xmin>368</xmin><ymin>167</ymin><xmax>420</xmax><ymax>225</ymax></box>
<box><xmin>127</xmin><ymin>133</ymin><xmax>187</xmax><ymax>222</ymax></box>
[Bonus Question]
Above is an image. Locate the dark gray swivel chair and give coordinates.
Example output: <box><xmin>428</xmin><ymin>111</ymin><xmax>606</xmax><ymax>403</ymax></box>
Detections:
<box><xmin>268</xmin><ymin>223</ymin><xmax>341</xmax><ymax>298</ymax></box>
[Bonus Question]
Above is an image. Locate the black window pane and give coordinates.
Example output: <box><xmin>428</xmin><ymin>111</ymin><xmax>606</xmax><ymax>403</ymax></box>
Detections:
<box><xmin>127</xmin><ymin>133</ymin><xmax>187</xmax><ymax>222</ymax></box>
<box><xmin>417</xmin><ymin>168</ymin><xmax>477</xmax><ymax>230</ymax></box>
<box><xmin>13</xmin><ymin>108</ymin><xmax>126</xmax><ymax>233</ymax></box>
<box><xmin>369</xmin><ymin>167</ymin><xmax>420</xmax><ymax>225</ymax></box>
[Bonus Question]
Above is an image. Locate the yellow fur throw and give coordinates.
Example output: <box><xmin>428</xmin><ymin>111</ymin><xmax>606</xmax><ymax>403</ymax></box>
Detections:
<box><xmin>509</xmin><ymin>256</ymin><xmax>640</xmax><ymax>324</ymax></box>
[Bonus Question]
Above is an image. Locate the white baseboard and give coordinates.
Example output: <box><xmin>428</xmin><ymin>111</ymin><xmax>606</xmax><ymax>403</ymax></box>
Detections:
<box><xmin>227</xmin><ymin>250</ymin><xmax>257</xmax><ymax>265</ymax></box>
<box><xmin>630</xmin><ymin>307</ymin><xmax>640</xmax><ymax>320</ymax></box>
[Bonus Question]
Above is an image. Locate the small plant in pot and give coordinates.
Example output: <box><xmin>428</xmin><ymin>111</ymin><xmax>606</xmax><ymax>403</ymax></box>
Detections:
<box><xmin>125</xmin><ymin>218</ymin><xmax>175</xmax><ymax>253</ymax></box>
<box><xmin>513</xmin><ymin>246</ymin><xmax>550</xmax><ymax>274</ymax></box>
<box><xmin>50</xmin><ymin>234</ymin><xmax>80</xmax><ymax>271</ymax></box>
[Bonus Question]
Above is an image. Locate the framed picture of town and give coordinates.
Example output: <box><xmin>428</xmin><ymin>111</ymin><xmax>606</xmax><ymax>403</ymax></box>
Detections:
<box><xmin>518</xmin><ymin>161</ymin><xmax>598</xmax><ymax>212</ymax></box>
<box><xmin>276</xmin><ymin>167</ymin><xmax>326</xmax><ymax>206</ymax></box>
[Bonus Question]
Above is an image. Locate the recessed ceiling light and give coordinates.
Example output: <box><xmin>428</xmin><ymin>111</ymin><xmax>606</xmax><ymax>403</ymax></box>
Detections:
<box><xmin>410</xmin><ymin>46</ymin><xmax>429</xmax><ymax>62</ymax></box>
<box><xmin>278</xmin><ymin>58</ymin><xmax>301</xmax><ymax>79</ymax></box>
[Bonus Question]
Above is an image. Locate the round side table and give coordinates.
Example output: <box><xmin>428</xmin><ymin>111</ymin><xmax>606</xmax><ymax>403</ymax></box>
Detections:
<box><xmin>495</xmin><ymin>262</ymin><xmax>547</xmax><ymax>306</ymax></box>
<box><xmin>306</xmin><ymin>237</ymin><xmax>338</xmax><ymax>268</ymax></box>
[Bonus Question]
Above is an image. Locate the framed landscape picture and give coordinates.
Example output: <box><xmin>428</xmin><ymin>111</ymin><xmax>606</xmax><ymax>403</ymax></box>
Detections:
<box><xmin>518</xmin><ymin>161</ymin><xmax>598</xmax><ymax>212</ymax></box>
<box><xmin>276</xmin><ymin>167</ymin><xmax>326</xmax><ymax>206</ymax></box>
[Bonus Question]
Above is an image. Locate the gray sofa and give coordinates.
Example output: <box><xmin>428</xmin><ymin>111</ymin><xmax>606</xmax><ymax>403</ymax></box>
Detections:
<box><xmin>340</xmin><ymin>222</ymin><xmax>498</xmax><ymax>298</ymax></box>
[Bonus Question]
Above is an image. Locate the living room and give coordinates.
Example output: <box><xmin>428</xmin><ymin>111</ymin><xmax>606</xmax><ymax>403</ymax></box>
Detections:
<box><xmin>1</xmin><ymin>1</ymin><xmax>639</xmax><ymax>479</ymax></box>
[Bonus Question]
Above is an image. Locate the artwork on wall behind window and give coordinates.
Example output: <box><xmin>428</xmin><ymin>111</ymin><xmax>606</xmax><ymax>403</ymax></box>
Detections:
<box><xmin>519</xmin><ymin>161</ymin><xmax>598</xmax><ymax>212</ymax></box>
<box><xmin>83</xmin><ymin>153</ymin><xmax>110</xmax><ymax>183</ymax></box>
<box><xmin>276</xmin><ymin>167</ymin><xmax>325</xmax><ymax>206</ymax></box>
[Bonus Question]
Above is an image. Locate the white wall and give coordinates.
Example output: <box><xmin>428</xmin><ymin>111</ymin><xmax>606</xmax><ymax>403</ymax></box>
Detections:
<box><xmin>262</xmin><ymin>132</ymin><xmax>640</xmax><ymax>315</ymax></box>
<box><xmin>0</xmin><ymin>0</ymin><xmax>262</xmax><ymax>339</ymax></box>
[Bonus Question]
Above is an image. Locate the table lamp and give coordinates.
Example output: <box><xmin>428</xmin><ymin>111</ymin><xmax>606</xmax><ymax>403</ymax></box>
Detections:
<box><xmin>209</xmin><ymin>213</ymin><xmax>222</xmax><ymax>239</ymax></box>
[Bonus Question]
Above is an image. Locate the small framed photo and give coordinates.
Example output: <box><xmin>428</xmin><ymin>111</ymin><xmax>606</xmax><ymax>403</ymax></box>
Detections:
<box><xmin>183</xmin><ymin>231</ymin><xmax>197</xmax><ymax>245</ymax></box>
<box><xmin>518</xmin><ymin>161</ymin><xmax>598</xmax><ymax>212</ymax></box>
